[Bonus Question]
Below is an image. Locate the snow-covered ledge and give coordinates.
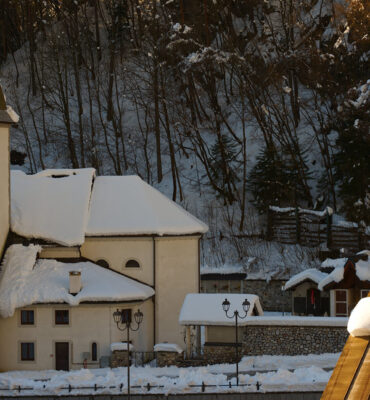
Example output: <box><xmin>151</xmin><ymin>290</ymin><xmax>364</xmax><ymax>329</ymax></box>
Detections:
<box><xmin>347</xmin><ymin>298</ymin><xmax>370</xmax><ymax>337</ymax></box>
<box><xmin>243</xmin><ymin>316</ymin><xmax>348</xmax><ymax>327</ymax></box>
<box><xmin>154</xmin><ymin>343</ymin><xmax>183</xmax><ymax>354</ymax></box>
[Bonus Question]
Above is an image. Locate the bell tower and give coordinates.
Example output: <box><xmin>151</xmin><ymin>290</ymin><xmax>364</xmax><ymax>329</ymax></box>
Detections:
<box><xmin>0</xmin><ymin>86</ymin><xmax>18</xmax><ymax>257</ymax></box>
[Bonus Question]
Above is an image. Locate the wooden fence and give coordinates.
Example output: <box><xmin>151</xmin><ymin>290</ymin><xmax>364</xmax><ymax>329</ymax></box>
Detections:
<box><xmin>267</xmin><ymin>206</ymin><xmax>370</xmax><ymax>251</ymax></box>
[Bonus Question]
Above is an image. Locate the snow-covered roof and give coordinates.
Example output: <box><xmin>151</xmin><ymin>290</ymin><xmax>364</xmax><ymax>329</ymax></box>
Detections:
<box><xmin>284</xmin><ymin>269</ymin><xmax>328</xmax><ymax>291</ymax></box>
<box><xmin>347</xmin><ymin>297</ymin><xmax>370</xmax><ymax>337</ymax></box>
<box><xmin>318</xmin><ymin>250</ymin><xmax>370</xmax><ymax>290</ymax></box>
<box><xmin>154</xmin><ymin>343</ymin><xmax>183</xmax><ymax>353</ymax></box>
<box><xmin>0</xmin><ymin>244</ymin><xmax>154</xmax><ymax>318</ymax></box>
<box><xmin>86</xmin><ymin>176</ymin><xmax>208</xmax><ymax>236</ymax></box>
<box><xmin>179</xmin><ymin>293</ymin><xmax>263</xmax><ymax>326</ymax></box>
<box><xmin>11</xmin><ymin>169</ymin><xmax>95</xmax><ymax>246</ymax></box>
<box><xmin>10</xmin><ymin>170</ymin><xmax>208</xmax><ymax>245</ymax></box>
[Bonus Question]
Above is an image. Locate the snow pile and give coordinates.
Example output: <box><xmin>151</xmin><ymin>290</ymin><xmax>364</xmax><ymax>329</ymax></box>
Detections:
<box><xmin>86</xmin><ymin>176</ymin><xmax>208</xmax><ymax>236</ymax></box>
<box><xmin>237</xmin><ymin>316</ymin><xmax>347</xmax><ymax>327</ymax></box>
<box><xmin>0</xmin><ymin>244</ymin><xmax>41</xmax><ymax>318</ymax></box>
<box><xmin>0</xmin><ymin>353</ymin><xmax>339</xmax><ymax>395</ymax></box>
<box><xmin>154</xmin><ymin>343</ymin><xmax>183</xmax><ymax>354</ymax></box>
<box><xmin>179</xmin><ymin>293</ymin><xmax>263</xmax><ymax>326</ymax></box>
<box><xmin>284</xmin><ymin>269</ymin><xmax>327</xmax><ymax>290</ymax></box>
<box><xmin>0</xmin><ymin>245</ymin><xmax>154</xmax><ymax>318</ymax></box>
<box><xmin>110</xmin><ymin>343</ymin><xmax>134</xmax><ymax>352</ymax></box>
<box><xmin>11</xmin><ymin>169</ymin><xmax>95</xmax><ymax>246</ymax></box>
<box><xmin>347</xmin><ymin>297</ymin><xmax>370</xmax><ymax>337</ymax></box>
<box><xmin>321</xmin><ymin>257</ymin><xmax>346</xmax><ymax>270</ymax></box>
<box><xmin>356</xmin><ymin>251</ymin><xmax>370</xmax><ymax>281</ymax></box>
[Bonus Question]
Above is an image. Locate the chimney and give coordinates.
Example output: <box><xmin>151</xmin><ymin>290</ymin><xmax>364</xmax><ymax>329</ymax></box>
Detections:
<box><xmin>69</xmin><ymin>271</ymin><xmax>82</xmax><ymax>295</ymax></box>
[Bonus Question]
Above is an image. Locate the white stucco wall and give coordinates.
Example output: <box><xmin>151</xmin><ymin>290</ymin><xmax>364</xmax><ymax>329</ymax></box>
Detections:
<box><xmin>0</xmin><ymin>124</ymin><xmax>10</xmax><ymax>257</ymax></box>
<box><xmin>155</xmin><ymin>236</ymin><xmax>200</xmax><ymax>347</ymax></box>
<box><xmin>0</xmin><ymin>300</ymin><xmax>153</xmax><ymax>372</ymax></box>
<box><xmin>81</xmin><ymin>237</ymin><xmax>154</xmax><ymax>286</ymax></box>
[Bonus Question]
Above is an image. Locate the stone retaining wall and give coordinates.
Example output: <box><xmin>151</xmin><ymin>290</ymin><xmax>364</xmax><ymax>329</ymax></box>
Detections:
<box><xmin>203</xmin><ymin>343</ymin><xmax>241</xmax><ymax>364</ymax></box>
<box><xmin>242</xmin><ymin>325</ymin><xmax>347</xmax><ymax>356</ymax></box>
<box><xmin>110</xmin><ymin>350</ymin><xmax>129</xmax><ymax>367</ymax></box>
<box><xmin>156</xmin><ymin>351</ymin><xmax>184</xmax><ymax>367</ymax></box>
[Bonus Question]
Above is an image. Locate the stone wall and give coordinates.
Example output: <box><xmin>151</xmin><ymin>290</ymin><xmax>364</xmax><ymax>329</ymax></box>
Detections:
<box><xmin>110</xmin><ymin>350</ymin><xmax>129</xmax><ymax>367</ymax></box>
<box><xmin>244</xmin><ymin>280</ymin><xmax>291</xmax><ymax>312</ymax></box>
<box><xmin>156</xmin><ymin>351</ymin><xmax>184</xmax><ymax>367</ymax></box>
<box><xmin>242</xmin><ymin>325</ymin><xmax>347</xmax><ymax>356</ymax></box>
<box><xmin>203</xmin><ymin>343</ymin><xmax>241</xmax><ymax>364</ymax></box>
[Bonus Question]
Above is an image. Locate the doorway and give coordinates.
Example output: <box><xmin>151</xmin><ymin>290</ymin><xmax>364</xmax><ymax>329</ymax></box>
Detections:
<box><xmin>55</xmin><ymin>342</ymin><xmax>69</xmax><ymax>371</ymax></box>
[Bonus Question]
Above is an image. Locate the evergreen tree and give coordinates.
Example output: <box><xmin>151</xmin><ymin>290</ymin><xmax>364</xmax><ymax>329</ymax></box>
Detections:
<box><xmin>209</xmin><ymin>134</ymin><xmax>239</xmax><ymax>204</ymax></box>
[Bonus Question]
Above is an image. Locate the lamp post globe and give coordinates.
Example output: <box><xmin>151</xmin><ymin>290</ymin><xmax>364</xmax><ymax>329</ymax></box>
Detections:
<box><xmin>222</xmin><ymin>298</ymin><xmax>230</xmax><ymax>313</ymax></box>
<box><xmin>242</xmin><ymin>298</ymin><xmax>250</xmax><ymax>313</ymax></box>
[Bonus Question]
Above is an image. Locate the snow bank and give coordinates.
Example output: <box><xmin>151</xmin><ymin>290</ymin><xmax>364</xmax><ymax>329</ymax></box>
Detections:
<box><xmin>347</xmin><ymin>297</ymin><xmax>370</xmax><ymax>337</ymax></box>
<box><xmin>154</xmin><ymin>343</ymin><xmax>183</xmax><ymax>354</ymax></box>
<box><xmin>239</xmin><ymin>316</ymin><xmax>348</xmax><ymax>327</ymax></box>
<box><xmin>179</xmin><ymin>293</ymin><xmax>263</xmax><ymax>326</ymax></box>
<box><xmin>110</xmin><ymin>343</ymin><xmax>134</xmax><ymax>352</ymax></box>
<box><xmin>11</xmin><ymin>169</ymin><xmax>95</xmax><ymax>246</ymax></box>
<box><xmin>86</xmin><ymin>176</ymin><xmax>208</xmax><ymax>236</ymax></box>
<box><xmin>0</xmin><ymin>245</ymin><xmax>154</xmax><ymax>318</ymax></box>
<box><xmin>284</xmin><ymin>269</ymin><xmax>327</xmax><ymax>290</ymax></box>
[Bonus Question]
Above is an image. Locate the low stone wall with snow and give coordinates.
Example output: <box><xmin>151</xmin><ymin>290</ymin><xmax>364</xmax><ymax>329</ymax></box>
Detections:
<box><xmin>110</xmin><ymin>350</ymin><xmax>129</xmax><ymax>367</ymax></box>
<box><xmin>242</xmin><ymin>325</ymin><xmax>347</xmax><ymax>356</ymax></box>
<box><xmin>203</xmin><ymin>343</ymin><xmax>241</xmax><ymax>364</ymax></box>
<box><xmin>156</xmin><ymin>351</ymin><xmax>184</xmax><ymax>367</ymax></box>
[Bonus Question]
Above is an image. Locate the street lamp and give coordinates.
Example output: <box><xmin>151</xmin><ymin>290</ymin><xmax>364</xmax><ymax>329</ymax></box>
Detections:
<box><xmin>222</xmin><ymin>298</ymin><xmax>250</xmax><ymax>386</ymax></box>
<box><xmin>113</xmin><ymin>308</ymin><xmax>143</xmax><ymax>399</ymax></box>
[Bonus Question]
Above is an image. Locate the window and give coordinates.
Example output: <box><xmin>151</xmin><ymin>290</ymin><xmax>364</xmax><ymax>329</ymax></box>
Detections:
<box><xmin>96</xmin><ymin>259</ymin><xmax>109</xmax><ymax>269</ymax></box>
<box><xmin>361</xmin><ymin>290</ymin><xmax>369</xmax><ymax>298</ymax></box>
<box><xmin>335</xmin><ymin>290</ymin><xmax>348</xmax><ymax>316</ymax></box>
<box><xmin>21</xmin><ymin>343</ymin><xmax>35</xmax><ymax>361</ymax></box>
<box><xmin>55</xmin><ymin>310</ymin><xmax>69</xmax><ymax>325</ymax></box>
<box><xmin>125</xmin><ymin>259</ymin><xmax>140</xmax><ymax>268</ymax></box>
<box><xmin>92</xmin><ymin>342</ymin><xmax>97</xmax><ymax>361</ymax></box>
<box><xmin>21</xmin><ymin>310</ymin><xmax>34</xmax><ymax>325</ymax></box>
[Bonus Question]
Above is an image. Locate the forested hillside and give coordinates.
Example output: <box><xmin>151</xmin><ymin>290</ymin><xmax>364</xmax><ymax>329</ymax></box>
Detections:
<box><xmin>1</xmin><ymin>0</ymin><xmax>369</xmax><ymax>275</ymax></box>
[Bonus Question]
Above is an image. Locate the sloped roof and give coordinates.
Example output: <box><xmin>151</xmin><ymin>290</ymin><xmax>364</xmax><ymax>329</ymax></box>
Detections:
<box><xmin>86</xmin><ymin>176</ymin><xmax>208</xmax><ymax>236</ymax></box>
<box><xmin>11</xmin><ymin>169</ymin><xmax>95</xmax><ymax>246</ymax></box>
<box><xmin>283</xmin><ymin>268</ymin><xmax>328</xmax><ymax>290</ymax></box>
<box><xmin>318</xmin><ymin>250</ymin><xmax>370</xmax><ymax>290</ymax></box>
<box><xmin>179</xmin><ymin>293</ymin><xmax>263</xmax><ymax>326</ymax></box>
<box><xmin>0</xmin><ymin>244</ymin><xmax>154</xmax><ymax>318</ymax></box>
<box><xmin>10</xmin><ymin>169</ymin><xmax>208</xmax><ymax>246</ymax></box>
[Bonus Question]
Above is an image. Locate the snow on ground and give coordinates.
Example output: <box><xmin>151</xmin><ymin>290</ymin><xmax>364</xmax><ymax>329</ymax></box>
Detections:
<box><xmin>347</xmin><ymin>297</ymin><xmax>370</xmax><ymax>337</ymax></box>
<box><xmin>0</xmin><ymin>353</ymin><xmax>339</xmax><ymax>396</ymax></box>
<box><xmin>86</xmin><ymin>175</ymin><xmax>208</xmax><ymax>236</ymax></box>
<box><xmin>179</xmin><ymin>294</ymin><xmax>263</xmax><ymax>326</ymax></box>
<box><xmin>154</xmin><ymin>343</ymin><xmax>184</xmax><ymax>354</ymax></box>
<box><xmin>0</xmin><ymin>244</ymin><xmax>154</xmax><ymax>318</ymax></box>
<box><xmin>11</xmin><ymin>169</ymin><xmax>95</xmax><ymax>246</ymax></box>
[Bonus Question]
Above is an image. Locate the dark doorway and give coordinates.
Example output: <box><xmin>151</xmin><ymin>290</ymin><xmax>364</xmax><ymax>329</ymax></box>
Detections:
<box><xmin>306</xmin><ymin>288</ymin><xmax>321</xmax><ymax>316</ymax></box>
<box><xmin>55</xmin><ymin>342</ymin><xmax>69</xmax><ymax>371</ymax></box>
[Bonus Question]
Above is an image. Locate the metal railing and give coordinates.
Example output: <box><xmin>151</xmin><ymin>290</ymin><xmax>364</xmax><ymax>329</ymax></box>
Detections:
<box><xmin>0</xmin><ymin>380</ymin><xmax>262</xmax><ymax>394</ymax></box>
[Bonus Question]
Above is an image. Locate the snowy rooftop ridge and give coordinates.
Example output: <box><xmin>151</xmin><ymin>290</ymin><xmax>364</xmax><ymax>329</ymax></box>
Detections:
<box><xmin>179</xmin><ymin>293</ymin><xmax>263</xmax><ymax>326</ymax></box>
<box><xmin>86</xmin><ymin>175</ymin><xmax>208</xmax><ymax>236</ymax></box>
<box><xmin>318</xmin><ymin>250</ymin><xmax>370</xmax><ymax>290</ymax></box>
<box><xmin>10</xmin><ymin>169</ymin><xmax>208</xmax><ymax>246</ymax></box>
<box><xmin>11</xmin><ymin>169</ymin><xmax>95</xmax><ymax>246</ymax></box>
<box><xmin>284</xmin><ymin>269</ymin><xmax>328</xmax><ymax>291</ymax></box>
<box><xmin>0</xmin><ymin>244</ymin><xmax>154</xmax><ymax>318</ymax></box>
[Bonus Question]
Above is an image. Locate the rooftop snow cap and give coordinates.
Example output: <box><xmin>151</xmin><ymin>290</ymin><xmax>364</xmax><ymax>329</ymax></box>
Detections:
<box><xmin>86</xmin><ymin>175</ymin><xmax>208</xmax><ymax>236</ymax></box>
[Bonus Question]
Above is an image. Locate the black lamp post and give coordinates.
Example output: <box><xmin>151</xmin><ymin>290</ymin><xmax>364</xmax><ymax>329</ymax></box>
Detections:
<box><xmin>222</xmin><ymin>298</ymin><xmax>250</xmax><ymax>386</ymax></box>
<box><xmin>113</xmin><ymin>308</ymin><xmax>143</xmax><ymax>399</ymax></box>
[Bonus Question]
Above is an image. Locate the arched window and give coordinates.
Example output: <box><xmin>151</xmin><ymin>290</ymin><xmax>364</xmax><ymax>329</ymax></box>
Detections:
<box><xmin>125</xmin><ymin>259</ymin><xmax>140</xmax><ymax>268</ymax></box>
<box><xmin>92</xmin><ymin>342</ymin><xmax>97</xmax><ymax>361</ymax></box>
<box><xmin>96</xmin><ymin>259</ymin><xmax>109</xmax><ymax>269</ymax></box>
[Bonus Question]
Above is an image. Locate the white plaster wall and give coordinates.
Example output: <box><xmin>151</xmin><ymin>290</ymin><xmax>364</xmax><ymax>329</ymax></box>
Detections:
<box><xmin>155</xmin><ymin>236</ymin><xmax>200</xmax><ymax>347</ymax></box>
<box><xmin>81</xmin><ymin>237</ymin><xmax>154</xmax><ymax>286</ymax></box>
<box><xmin>0</xmin><ymin>300</ymin><xmax>153</xmax><ymax>372</ymax></box>
<box><xmin>0</xmin><ymin>124</ymin><xmax>10</xmax><ymax>257</ymax></box>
